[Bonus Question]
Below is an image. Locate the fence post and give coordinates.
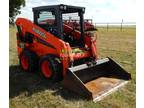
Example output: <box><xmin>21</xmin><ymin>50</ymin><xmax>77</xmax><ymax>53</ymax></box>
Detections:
<box><xmin>95</xmin><ymin>23</ymin><xmax>96</xmax><ymax>28</ymax></box>
<box><xmin>121</xmin><ymin>19</ymin><xmax>123</xmax><ymax>32</ymax></box>
<box><xmin>121</xmin><ymin>23</ymin><xmax>123</xmax><ymax>32</ymax></box>
<box><xmin>107</xmin><ymin>23</ymin><xmax>109</xmax><ymax>31</ymax></box>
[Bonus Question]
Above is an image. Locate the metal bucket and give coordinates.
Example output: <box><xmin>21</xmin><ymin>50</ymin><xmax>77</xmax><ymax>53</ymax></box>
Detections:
<box><xmin>62</xmin><ymin>57</ymin><xmax>131</xmax><ymax>102</ymax></box>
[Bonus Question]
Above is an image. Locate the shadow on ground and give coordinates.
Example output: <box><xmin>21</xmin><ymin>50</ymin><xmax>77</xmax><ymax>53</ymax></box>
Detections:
<box><xmin>9</xmin><ymin>65</ymin><xmax>85</xmax><ymax>100</ymax></box>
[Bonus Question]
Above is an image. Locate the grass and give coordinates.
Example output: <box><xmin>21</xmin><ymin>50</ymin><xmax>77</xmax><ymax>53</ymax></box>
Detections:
<box><xmin>9</xmin><ymin>26</ymin><xmax>136</xmax><ymax>108</ymax></box>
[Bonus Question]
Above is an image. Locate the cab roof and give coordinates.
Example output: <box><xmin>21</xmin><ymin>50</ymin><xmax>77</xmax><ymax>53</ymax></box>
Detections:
<box><xmin>32</xmin><ymin>4</ymin><xmax>85</xmax><ymax>13</ymax></box>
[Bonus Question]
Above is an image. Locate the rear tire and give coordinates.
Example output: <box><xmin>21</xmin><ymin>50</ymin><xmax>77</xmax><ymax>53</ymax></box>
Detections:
<box><xmin>39</xmin><ymin>55</ymin><xmax>63</xmax><ymax>82</ymax></box>
<box><xmin>20</xmin><ymin>50</ymin><xmax>38</xmax><ymax>72</ymax></box>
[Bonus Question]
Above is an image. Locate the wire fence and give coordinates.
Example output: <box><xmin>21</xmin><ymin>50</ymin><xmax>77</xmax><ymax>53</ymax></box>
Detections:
<box><xmin>93</xmin><ymin>22</ymin><xmax>136</xmax><ymax>32</ymax></box>
<box><xmin>62</xmin><ymin>16</ymin><xmax>136</xmax><ymax>32</ymax></box>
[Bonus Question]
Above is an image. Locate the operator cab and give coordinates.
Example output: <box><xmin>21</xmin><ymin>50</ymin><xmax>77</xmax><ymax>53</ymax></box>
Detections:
<box><xmin>33</xmin><ymin>4</ymin><xmax>85</xmax><ymax>47</ymax></box>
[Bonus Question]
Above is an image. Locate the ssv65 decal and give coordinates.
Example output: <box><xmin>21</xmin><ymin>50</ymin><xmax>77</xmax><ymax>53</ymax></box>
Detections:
<box><xmin>32</xmin><ymin>27</ymin><xmax>46</xmax><ymax>38</ymax></box>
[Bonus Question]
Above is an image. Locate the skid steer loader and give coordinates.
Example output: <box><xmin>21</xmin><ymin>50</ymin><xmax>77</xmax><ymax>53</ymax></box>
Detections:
<box><xmin>15</xmin><ymin>4</ymin><xmax>131</xmax><ymax>102</ymax></box>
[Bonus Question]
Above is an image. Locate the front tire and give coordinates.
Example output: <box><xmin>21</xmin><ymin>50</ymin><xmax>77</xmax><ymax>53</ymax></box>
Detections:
<box><xmin>39</xmin><ymin>55</ymin><xmax>63</xmax><ymax>82</ymax></box>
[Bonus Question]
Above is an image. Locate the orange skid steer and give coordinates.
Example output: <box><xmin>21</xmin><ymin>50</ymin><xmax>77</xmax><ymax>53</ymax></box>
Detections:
<box><xmin>15</xmin><ymin>4</ymin><xmax>131</xmax><ymax>102</ymax></box>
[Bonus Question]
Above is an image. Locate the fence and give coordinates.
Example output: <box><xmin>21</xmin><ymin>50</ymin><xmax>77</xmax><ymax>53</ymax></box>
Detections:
<box><xmin>63</xmin><ymin>17</ymin><xmax>135</xmax><ymax>31</ymax></box>
<box><xmin>93</xmin><ymin>22</ymin><xmax>136</xmax><ymax>32</ymax></box>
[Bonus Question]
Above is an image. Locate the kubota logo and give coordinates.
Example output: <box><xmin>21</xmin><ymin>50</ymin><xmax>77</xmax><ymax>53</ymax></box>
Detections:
<box><xmin>32</xmin><ymin>27</ymin><xmax>46</xmax><ymax>38</ymax></box>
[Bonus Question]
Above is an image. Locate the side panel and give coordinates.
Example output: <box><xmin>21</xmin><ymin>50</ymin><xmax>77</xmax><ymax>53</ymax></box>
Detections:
<box><xmin>15</xmin><ymin>18</ymin><xmax>65</xmax><ymax>56</ymax></box>
<box><xmin>15</xmin><ymin>18</ymin><xmax>70</xmax><ymax>76</ymax></box>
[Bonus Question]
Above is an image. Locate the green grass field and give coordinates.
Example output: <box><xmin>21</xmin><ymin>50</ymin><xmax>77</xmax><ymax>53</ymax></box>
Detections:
<box><xmin>9</xmin><ymin>26</ymin><xmax>136</xmax><ymax>108</ymax></box>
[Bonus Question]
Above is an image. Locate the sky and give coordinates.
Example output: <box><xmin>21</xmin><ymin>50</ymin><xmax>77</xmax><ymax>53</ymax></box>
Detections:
<box><xmin>16</xmin><ymin>0</ymin><xmax>136</xmax><ymax>23</ymax></box>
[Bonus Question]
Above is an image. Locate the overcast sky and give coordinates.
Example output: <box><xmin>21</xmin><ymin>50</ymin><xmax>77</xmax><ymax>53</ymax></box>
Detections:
<box><xmin>16</xmin><ymin>0</ymin><xmax>136</xmax><ymax>23</ymax></box>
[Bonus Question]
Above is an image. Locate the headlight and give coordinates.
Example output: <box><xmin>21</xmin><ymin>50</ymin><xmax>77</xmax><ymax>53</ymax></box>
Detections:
<box><xmin>82</xmin><ymin>8</ymin><xmax>85</xmax><ymax>13</ymax></box>
<box><xmin>64</xmin><ymin>6</ymin><xmax>67</xmax><ymax>10</ymax></box>
<box><xmin>60</xmin><ymin>5</ymin><xmax>64</xmax><ymax>10</ymax></box>
<box><xmin>60</xmin><ymin>5</ymin><xmax>67</xmax><ymax>10</ymax></box>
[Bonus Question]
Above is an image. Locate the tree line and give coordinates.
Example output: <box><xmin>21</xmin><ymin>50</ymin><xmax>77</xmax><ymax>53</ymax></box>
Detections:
<box><xmin>9</xmin><ymin>0</ymin><xmax>25</xmax><ymax>24</ymax></box>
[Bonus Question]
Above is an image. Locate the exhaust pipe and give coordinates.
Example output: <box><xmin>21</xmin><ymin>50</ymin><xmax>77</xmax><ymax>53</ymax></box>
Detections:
<box><xmin>62</xmin><ymin>57</ymin><xmax>131</xmax><ymax>102</ymax></box>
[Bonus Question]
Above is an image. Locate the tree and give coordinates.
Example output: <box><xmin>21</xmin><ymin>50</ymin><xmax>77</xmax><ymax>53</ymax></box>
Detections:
<box><xmin>9</xmin><ymin>0</ymin><xmax>25</xmax><ymax>24</ymax></box>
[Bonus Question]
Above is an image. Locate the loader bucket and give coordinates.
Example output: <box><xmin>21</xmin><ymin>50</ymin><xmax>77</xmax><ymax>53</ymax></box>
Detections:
<box><xmin>62</xmin><ymin>57</ymin><xmax>131</xmax><ymax>102</ymax></box>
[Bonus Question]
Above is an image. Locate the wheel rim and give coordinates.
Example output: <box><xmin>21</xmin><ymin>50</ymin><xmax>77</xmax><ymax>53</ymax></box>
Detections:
<box><xmin>41</xmin><ymin>61</ymin><xmax>52</xmax><ymax>78</ymax></box>
<box><xmin>21</xmin><ymin>55</ymin><xmax>29</xmax><ymax>70</ymax></box>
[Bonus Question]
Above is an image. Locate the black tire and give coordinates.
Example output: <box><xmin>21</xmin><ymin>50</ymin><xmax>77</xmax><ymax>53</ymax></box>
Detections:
<box><xmin>20</xmin><ymin>50</ymin><xmax>38</xmax><ymax>72</ymax></box>
<box><xmin>39</xmin><ymin>55</ymin><xmax>63</xmax><ymax>82</ymax></box>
